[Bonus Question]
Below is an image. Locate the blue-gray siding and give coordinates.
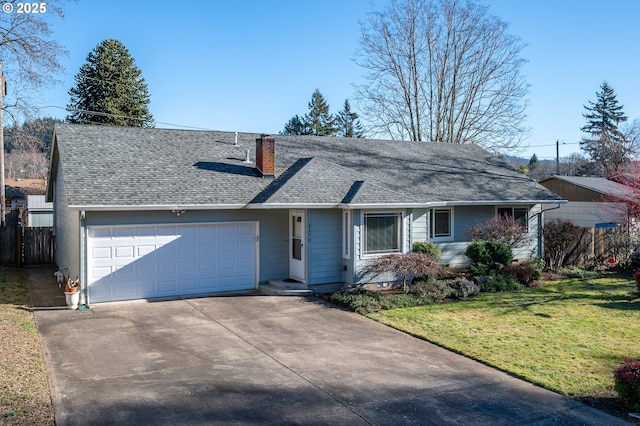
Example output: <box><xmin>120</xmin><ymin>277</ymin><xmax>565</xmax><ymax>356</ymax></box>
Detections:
<box><xmin>53</xmin><ymin>162</ymin><xmax>81</xmax><ymax>279</ymax></box>
<box><xmin>307</xmin><ymin>209</ymin><xmax>343</xmax><ymax>285</ymax></box>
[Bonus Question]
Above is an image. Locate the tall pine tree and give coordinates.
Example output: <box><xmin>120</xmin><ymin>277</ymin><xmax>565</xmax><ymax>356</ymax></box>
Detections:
<box><xmin>67</xmin><ymin>39</ymin><xmax>154</xmax><ymax>127</ymax></box>
<box><xmin>336</xmin><ymin>100</ymin><xmax>364</xmax><ymax>138</ymax></box>
<box><xmin>304</xmin><ymin>89</ymin><xmax>336</xmax><ymax>136</ymax></box>
<box><xmin>579</xmin><ymin>82</ymin><xmax>628</xmax><ymax>176</ymax></box>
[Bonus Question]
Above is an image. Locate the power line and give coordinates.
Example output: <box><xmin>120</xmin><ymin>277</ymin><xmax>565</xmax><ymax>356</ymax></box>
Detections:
<box><xmin>39</xmin><ymin>105</ymin><xmax>216</xmax><ymax>131</ymax></box>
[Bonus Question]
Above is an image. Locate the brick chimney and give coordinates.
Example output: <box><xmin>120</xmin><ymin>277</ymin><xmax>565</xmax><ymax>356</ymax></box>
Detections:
<box><xmin>256</xmin><ymin>134</ymin><xmax>275</xmax><ymax>177</ymax></box>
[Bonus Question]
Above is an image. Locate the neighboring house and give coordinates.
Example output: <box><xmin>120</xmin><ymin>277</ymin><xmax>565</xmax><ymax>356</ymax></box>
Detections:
<box><xmin>27</xmin><ymin>195</ymin><xmax>54</xmax><ymax>227</ymax></box>
<box><xmin>4</xmin><ymin>179</ymin><xmax>47</xmax><ymax>226</ymax></box>
<box><xmin>46</xmin><ymin>124</ymin><xmax>564</xmax><ymax>304</ymax></box>
<box><xmin>538</xmin><ymin>176</ymin><xmax>629</xmax><ymax>227</ymax></box>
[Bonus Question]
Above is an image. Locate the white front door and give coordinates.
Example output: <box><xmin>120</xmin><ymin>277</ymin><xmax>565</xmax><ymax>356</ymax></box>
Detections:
<box><xmin>289</xmin><ymin>210</ymin><xmax>306</xmax><ymax>281</ymax></box>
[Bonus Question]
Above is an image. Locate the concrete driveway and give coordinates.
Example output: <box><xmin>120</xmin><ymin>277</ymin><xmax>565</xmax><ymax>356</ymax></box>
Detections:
<box><xmin>29</xmin><ymin>267</ymin><xmax>629</xmax><ymax>425</ymax></box>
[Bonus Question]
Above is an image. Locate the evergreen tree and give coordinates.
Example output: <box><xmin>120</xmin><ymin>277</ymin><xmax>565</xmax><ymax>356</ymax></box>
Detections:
<box><xmin>67</xmin><ymin>39</ymin><xmax>154</xmax><ymax>127</ymax></box>
<box><xmin>336</xmin><ymin>100</ymin><xmax>364</xmax><ymax>138</ymax></box>
<box><xmin>579</xmin><ymin>82</ymin><xmax>629</xmax><ymax>176</ymax></box>
<box><xmin>528</xmin><ymin>153</ymin><xmax>538</xmax><ymax>170</ymax></box>
<box><xmin>304</xmin><ymin>89</ymin><xmax>336</xmax><ymax>136</ymax></box>
<box><xmin>281</xmin><ymin>115</ymin><xmax>309</xmax><ymax>136</ymax></box>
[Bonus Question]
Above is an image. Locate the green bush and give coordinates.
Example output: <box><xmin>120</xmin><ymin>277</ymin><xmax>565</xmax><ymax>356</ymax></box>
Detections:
<box><xmin>465</xmin><ymin>240</ymin><xmax>491</xmax><ymax>266</ymax></box>
<box><xmin>476</xmin><ymin>274</ymin><xmax>522</xmax><ymax>293</ymax></box>
<box><xmin>558</xmin><ymin>266</ymin><xmax>600</xmax><ymax>279</ymax></box>
<box><xmin>614</xmin><ymin>359</ymin><xmax>640</xmax><ymax>411</ymax></box>
<box><xmin>329</xmin><ymin>289</ymin><xmax>432</xmax><ymax>314</ymax></box>
<box><xmin>469</xmin><ymin>264</ymin><xmax>488</xmax><ymax>276</ymax></box>
<box><xmin>412</xmin><ymin>241</ymin><xmax>442</xmax><ymax>260</ymax></box>
<box><xmin>442</xmin><ymin>277</ymin><xmax>480</xmax><ymax>299</ymax></box>
<box><xmin>410</xmin><ymin>279</ymin><xmax>455</xmax><ymax>301</ymax></box>
<box><xmin>465</xmin><ymin>240</ymin><xmax>513</xmax><ymax>272</ymax></box>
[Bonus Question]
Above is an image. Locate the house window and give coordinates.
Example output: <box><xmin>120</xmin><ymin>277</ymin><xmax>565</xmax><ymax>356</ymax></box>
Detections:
<box><xmin>498</xmin><ymin>207</ymin><xmax>529</xmax><ymax>230</ymax></box>
<box><xmin>363</xmin><ymin>212</ymin><xmax>402</xmax><ymax>256</ymax></box>
<box><xmin>342</xmin><ymin>210</ymin><xmax>350</xmax><ymax>259</ymax></box>
<box><xmin>431</xmin><ymin>208</ymin><xmax>452</xmax><ymax>239</ymax></box>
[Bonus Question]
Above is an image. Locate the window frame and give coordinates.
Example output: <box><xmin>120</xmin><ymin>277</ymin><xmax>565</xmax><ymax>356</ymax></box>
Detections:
<box><xmin>342</xmin><ymin>209</ymin><xmax>351</xmax><ymax>259</ymax></box>
<box><xmin>430</xmin><ymin>208</ymin><xmax>454</xmax><ymax>242</ymax></box>
<box><xmin>497</xmin><ymin>206</ymin><xmax>530</xmax><ymax>233</ymax></box>
<box><xmin>361</xmin><ymin>211</ymin><xmax>404</xmax><ymax>257</ymax></box>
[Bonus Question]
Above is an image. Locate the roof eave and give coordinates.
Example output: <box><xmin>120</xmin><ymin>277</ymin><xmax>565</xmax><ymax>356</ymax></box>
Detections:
<box><xmin>68</xmin><ymin>204</ymin><xmax>248</xmax><ymax>212</ymax></box>
<box><xmin>442</xmin><ymin>199</ymin><xmax>567</xmax><ymax>206</ymax></box>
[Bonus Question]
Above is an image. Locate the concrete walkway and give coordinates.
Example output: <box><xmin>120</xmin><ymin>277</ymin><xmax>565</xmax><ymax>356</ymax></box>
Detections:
<box><xmin>28</xmin><ymin>266</ymin><xmax>630</xmax><ymax>425</ymax></box>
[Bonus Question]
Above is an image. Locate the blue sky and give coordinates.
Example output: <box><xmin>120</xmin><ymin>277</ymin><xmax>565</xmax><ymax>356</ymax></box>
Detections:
<box><xmin>27</xmin><ymin>0</ymin><xmax>640</xmax><ymax>161</ymax></box>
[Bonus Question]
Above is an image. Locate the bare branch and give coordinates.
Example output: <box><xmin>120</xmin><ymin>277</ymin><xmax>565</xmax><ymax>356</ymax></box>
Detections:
<box><xmin>354</xmin><ymin>0</ymin><xmax>528</xmax><ymax>154</ymax></box>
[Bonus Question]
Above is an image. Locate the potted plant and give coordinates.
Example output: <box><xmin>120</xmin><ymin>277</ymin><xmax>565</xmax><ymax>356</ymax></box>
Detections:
<box><xmin>64</xmin><ymin>277</ymin><xmax>80</xmax><ymax>310</ymax></box>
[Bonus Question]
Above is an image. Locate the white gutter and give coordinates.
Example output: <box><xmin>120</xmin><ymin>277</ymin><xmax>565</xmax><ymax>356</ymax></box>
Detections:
<box><xmin>69</xmin><ymin>199</ymin><xmax>568</xmax><ymax>212</ymax></box>
<box><xmin>441</xmin><ymin>199</ymin><xmax>568</xmax><ymax>206</ymax></box>
<box><xmin>68</xmin><ymin>204</ymin><xmax>248</xmax><ymax>212</ymax></box>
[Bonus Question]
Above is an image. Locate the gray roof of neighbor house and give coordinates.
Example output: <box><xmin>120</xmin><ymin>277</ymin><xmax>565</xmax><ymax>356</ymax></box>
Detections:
<box><xmin>47</xmin><ymin>124</ymin><xmax>564</xmax><ymax>210</ymax></box>
<box><xmin>539</xmin><ymin>175</ymin><xmax>630</xmax><ymax>199</ymax></box>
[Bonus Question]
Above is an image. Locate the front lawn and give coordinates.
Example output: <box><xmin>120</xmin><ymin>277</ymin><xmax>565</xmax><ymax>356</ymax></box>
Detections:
<box><xmin>0</xmin><ymin>268</ymin><xmax>54</xmax><ymax>425</ymax></box>
<box><xmin>366</xmin><ymin>275</ymin><xmax>640</xmax><ymax>413</ymax></box>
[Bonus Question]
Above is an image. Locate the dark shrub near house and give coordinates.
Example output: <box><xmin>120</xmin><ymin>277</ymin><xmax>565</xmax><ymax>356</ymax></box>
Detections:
<box><xmin>465</xmin><ymin>240</ymin><xmax>513</xmax><ymax>275</ymax></box>
<box><xmin>614</xmin><ymin>359</ymin><xmax>640</xmax><ymax>411</ymax></box>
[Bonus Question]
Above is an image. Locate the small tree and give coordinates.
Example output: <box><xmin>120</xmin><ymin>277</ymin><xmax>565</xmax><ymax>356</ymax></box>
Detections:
<box><xmin>370</xmin><ymin>252</ymin><xmax>439</xmax><ymax>292</ymax></box>
<box><xmin>467</xmin><ymin>215</ymin><xmax>529</xmax><ymax>249</ymax></box>
<box><xmin>543</xmin><ymin>219</ymin><xmax>581</xmax><ymax>271</ymax></box>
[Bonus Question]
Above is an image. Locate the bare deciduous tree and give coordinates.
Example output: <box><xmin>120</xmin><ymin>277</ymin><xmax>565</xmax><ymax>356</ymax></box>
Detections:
<box><xmin>354</xmin><ymin>0</ymin><xmax>528</xmax><ymax>154</ymax></box>
<box><xmin>0</xmin><ymin>0</ymin><xmax>69</xmax><ymax>123</ymax></box>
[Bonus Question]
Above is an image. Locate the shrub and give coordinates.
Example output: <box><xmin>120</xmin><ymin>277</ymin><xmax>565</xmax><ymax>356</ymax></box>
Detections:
<box><xmin>475</xmin><ymin>274</ymin><xmax>522</xmax><ymax>293</ymax></box>
<box><xmin>467</xmin><ymin>215</ymin><xmax>529</xmax><ymax>249</ymax></box>
<box><xmin>329</xmin><ymin>289</ymin><xmax>432</xmax><ymax>314</ymax></box>
<box><xmin>370</xmin><ymin>252</ymin><xmax>440</xmax><ymax>292</ymax></box>
<box><xmin>412</xmin><ymin>241</ymin><xmax>442</xmax><ymax>260</ymax></box>
<box><xmin>465</xmin><ymin>240</ymin><xmax>513</xmax><ymax>273</ymax></box>
<box><xmin>503</xmin><ymin>262</ymin><xmax>539</xmax><ymax>286</ymax></box>
<box><xmin>543</xmin><ymin>219</ymin><xmax>582</xmax><ymax>271</ymax></box>
<box><xmin>558</xmin><ymin>266</ymin><xmax>600</xmax><ymax>279</ymax></box>
<box><xmin>445</xmin><ymin>277</ymin><xmax>480</xmax><ymax>299</ymax></box>
<box><xmin>614</xmin><ymin>359</ymin><xmax>640</xmax><ymax>411</ymax></box>
<box><xmin>410</xmin><ymin>278</ymin><xmax>455</xmax><ymax>302</ymax></box>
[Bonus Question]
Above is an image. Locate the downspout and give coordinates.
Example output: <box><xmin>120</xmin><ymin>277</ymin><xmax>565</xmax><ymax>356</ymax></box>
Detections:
<box><xmin>536</xmin><ymin>203</ymin><xmax>563</xmax><ymax>259</ymax></box>
<box><xmin>79</xmin><ymin>211</ymin><xmax>90</xmax><ymax>309</ymax></box>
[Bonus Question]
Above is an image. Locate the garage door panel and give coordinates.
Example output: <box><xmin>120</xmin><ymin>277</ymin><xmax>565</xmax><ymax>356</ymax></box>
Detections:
<box><xmin>88</xmin><ymin>222</ymin><xmax>258</xmax><ymax>303</ymax></box>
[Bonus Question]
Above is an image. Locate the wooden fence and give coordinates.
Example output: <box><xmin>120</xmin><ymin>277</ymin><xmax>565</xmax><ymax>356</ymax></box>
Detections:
<box><xmin>0</xmin><ymin>227</ymin><xmax>54</xmax><ymax>266</ymax></box>
<box><xmin>563</xmin><ymin>227</ymin><xmax>621</xmax><ymax>267</ymax></box>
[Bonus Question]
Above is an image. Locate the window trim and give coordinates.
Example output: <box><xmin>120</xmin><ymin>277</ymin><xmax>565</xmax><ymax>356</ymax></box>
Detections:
<box><xmin>361</xmin><ymin>211</ymin><xmax>404</xmax><ymax>257</ymax></box>
<box><xmin>342</xmin><ymin>209</ymin><xmax>350</xmax><ymax>259</ymax></box>
<box><xmin>496</xmin><ymin>206</ymin><xmax>530</xmax><ymax>233</ymax></box>
<box><xmin>430</xmin><ymin>208</ymin><xmax>454</xmax><ymax>242</ymax></box>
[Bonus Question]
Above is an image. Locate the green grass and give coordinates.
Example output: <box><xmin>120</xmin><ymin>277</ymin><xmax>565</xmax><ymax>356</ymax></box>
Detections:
<box><xmin>0</xmin><ymin>268</ymin><xmax>54</xmax><ymax>425</ymax></box>
<box><xmin>369</xmin><ymin>275</ymin><xmax>640</xmax><ymax>398</ymax></box>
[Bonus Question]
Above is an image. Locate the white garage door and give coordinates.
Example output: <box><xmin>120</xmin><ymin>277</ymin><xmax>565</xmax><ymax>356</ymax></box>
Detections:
<box><xmin>87</xmin><ymin>222</ymin><xmax>258</xmax><ymax>303</ymax></box>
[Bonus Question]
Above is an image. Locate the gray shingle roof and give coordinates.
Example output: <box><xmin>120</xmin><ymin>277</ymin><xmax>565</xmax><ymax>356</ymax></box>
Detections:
<box><xmin>540</xmin><ymin>175</ymin><xmax>630</xmax><ymax>198</ymax></box>
<box><xmin>49</xmin><ymin>124</ymin><xmax>563</xmax><ymax>210</ymax></box>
